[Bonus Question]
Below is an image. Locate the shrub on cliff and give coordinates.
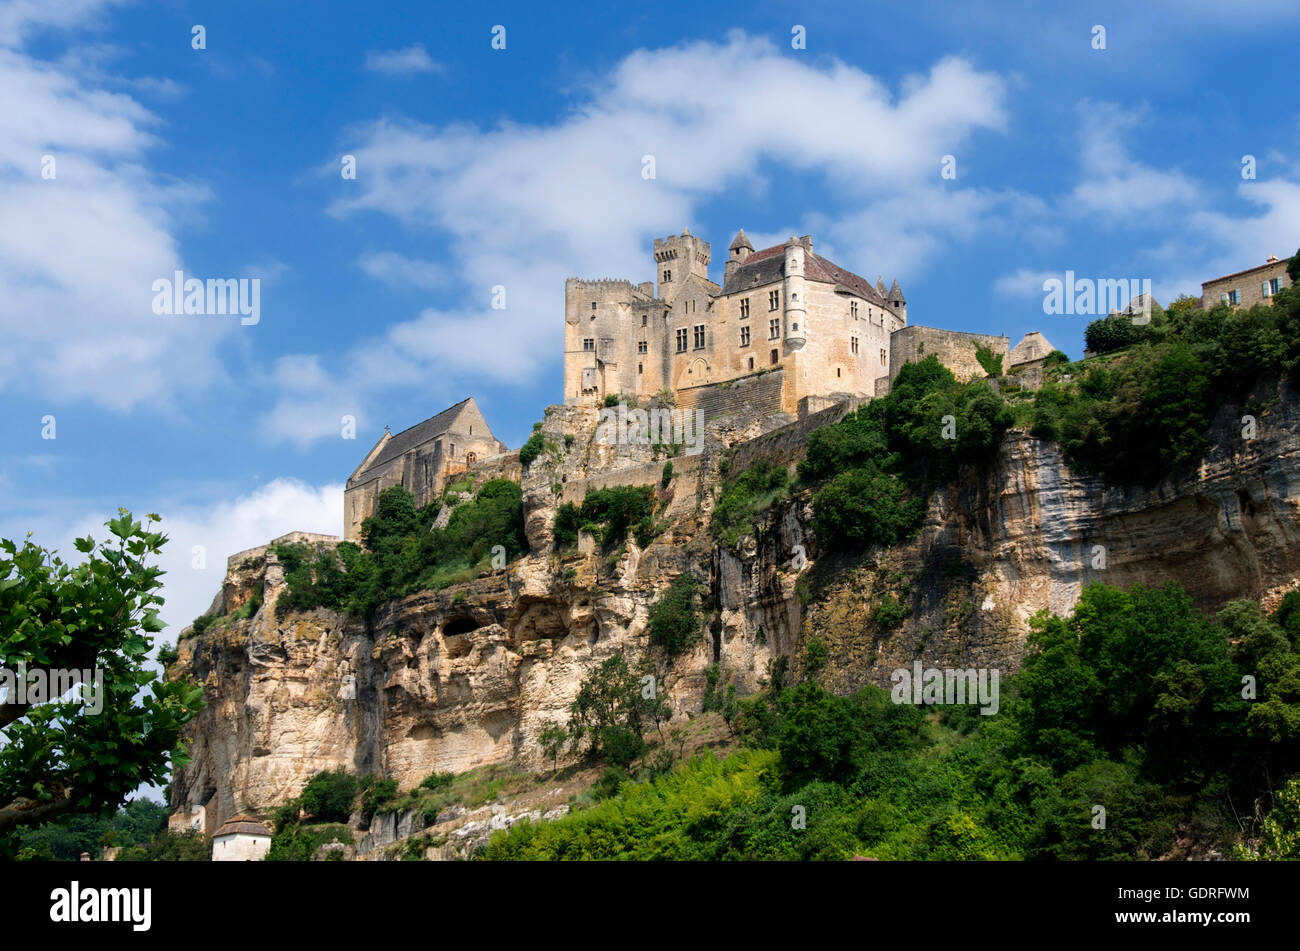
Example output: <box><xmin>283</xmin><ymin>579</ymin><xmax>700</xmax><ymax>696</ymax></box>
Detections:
<box><xmin>646</xmin><ymin>575</ymin><xmax>701</xmax><ymax>657</ymax></box>
<box><xmin>799</xmin><ymin>357</ymin><xmax>1011</xmax><ymax>553</ymax></box>
<box><xmin>567</xmin><ymin>654</ymin><xmax>669</xmax><ymax>765</ymax></box>
<box><xmin>712</xmin><ymin>458</ymin><xmax>791</xmax><ymax>546</ymax></box>
<box><xmin>551</xmin><ymin>485</ymin><xmax>655</xmax><ymax>552</ymax></box>
<box><xmin>518</xmin><ymin>422</ymin><xmax>546</xmax><ymax>468</ymax></box>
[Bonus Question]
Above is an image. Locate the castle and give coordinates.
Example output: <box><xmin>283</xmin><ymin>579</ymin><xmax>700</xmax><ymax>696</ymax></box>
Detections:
<box><xmin>343</xmin><ymin>229</ymin><xmax>1053</xmax><ymax>538</ymax></box>
<box><xmin>563</xmin><ymin>229</ymin><xmax>913</xmax><ymax>415</ymax></box>
<box><xmin>563</xmin><ymin>229</ymin><xmax>1043</xmax><ymax>413</ymax></box>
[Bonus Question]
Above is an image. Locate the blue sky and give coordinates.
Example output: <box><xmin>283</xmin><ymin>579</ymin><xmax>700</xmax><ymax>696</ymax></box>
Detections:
<box><xmin>2</xmin><ymin>0</ymin><xmax>1298</xmax><ymax>637</ymax></box>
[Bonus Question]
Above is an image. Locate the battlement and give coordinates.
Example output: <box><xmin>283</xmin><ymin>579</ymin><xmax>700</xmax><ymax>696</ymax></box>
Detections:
<box><xmin>565</xmin><ymin>277</ymin><xmax>638</xmax><ymax>288</ymax></box>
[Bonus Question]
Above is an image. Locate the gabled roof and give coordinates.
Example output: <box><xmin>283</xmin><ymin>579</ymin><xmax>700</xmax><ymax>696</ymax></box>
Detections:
<box><xmin>720</xmin><ymin>242</ymin><xmax>890</xmax><ymax>307</ymax></box>
<box><xmin>352</xmin><ymin>398</ymin><xmax>475</xmax><ymax>482</ymax></box>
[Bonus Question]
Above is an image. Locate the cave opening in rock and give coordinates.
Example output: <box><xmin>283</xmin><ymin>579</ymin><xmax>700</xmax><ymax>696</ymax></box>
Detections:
<box><xmin>1237</xmin><ymin>489</ymin><xmax>1257</xmax><ymax>518</ymax></box>
<box><xmin>443</xmin><ymin>616</ymin><xmax>481</xmax><ymax>638</ymax></box>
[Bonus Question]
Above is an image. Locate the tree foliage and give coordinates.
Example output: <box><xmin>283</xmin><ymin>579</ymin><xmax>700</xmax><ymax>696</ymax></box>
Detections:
<box><xmin>0</xmin><ymin>512</ymin><xmax>203</xmax><ymax>835</ymax></box>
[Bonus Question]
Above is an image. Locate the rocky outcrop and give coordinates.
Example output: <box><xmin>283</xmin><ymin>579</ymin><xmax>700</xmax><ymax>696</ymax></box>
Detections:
<box><xmin>171</xmin><ymin>382</ymin><xmax>1300</xmax><ymax>831</ymax></box>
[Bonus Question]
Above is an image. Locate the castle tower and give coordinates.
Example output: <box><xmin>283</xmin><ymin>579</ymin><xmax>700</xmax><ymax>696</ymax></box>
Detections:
<box><xmin>725</xmin><ymin>228</ymin><xmax>753</xmax><ymax>283</ymax></box>
<box><xmin>887</xmin><ymin>278</ymin><xmax>907</xmax><ymax>324</ymax></box>
<box><xmin>783</xmin><ymin>236</ymin><xmax>807</xmax><ymax>351</ymax></box>
<box><xmin>653</xmin><ymin>228</ymin><xmax>710</xmax><ymax>300</ymax></box>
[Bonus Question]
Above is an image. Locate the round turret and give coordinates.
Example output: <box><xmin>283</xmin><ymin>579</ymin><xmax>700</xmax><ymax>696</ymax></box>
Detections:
<box><xmin>783</xmin><ymin>237</ymin><xmax>807</xmax><ymax>351</ymax></box>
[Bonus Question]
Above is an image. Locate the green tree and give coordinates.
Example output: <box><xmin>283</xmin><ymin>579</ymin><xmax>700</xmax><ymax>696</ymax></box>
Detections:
<box><xmin>567</xmin><ymin>654</ymin><xmax>668</xmax><ymax>765</ymax></box>
<box><xmin>538</xmin><ymin>721</ymin><xmax>567</xmax><ymax>769</ymax></box>
<box><xmin>0</xmin><ymin>511</ymin><xmax>203</xmax><ymax>834</ymax></box>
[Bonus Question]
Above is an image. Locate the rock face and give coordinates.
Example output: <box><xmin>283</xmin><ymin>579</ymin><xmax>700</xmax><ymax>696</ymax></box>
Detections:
<box><xmin>171</xmin><ymin>383</ymin><xmax>1300</xmax><ymax>830</ymax></box>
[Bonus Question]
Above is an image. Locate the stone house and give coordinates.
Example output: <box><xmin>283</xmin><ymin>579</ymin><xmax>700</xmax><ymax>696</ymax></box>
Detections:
<box><xmin>1202</xmin><ymin>254</ymin><xmax>1293</xmax><ymax>310</ymax></box>
<box><xmin>211</xmin><ymin>815</ymin><xmax>272</xmax><ymax>861</ymax></box>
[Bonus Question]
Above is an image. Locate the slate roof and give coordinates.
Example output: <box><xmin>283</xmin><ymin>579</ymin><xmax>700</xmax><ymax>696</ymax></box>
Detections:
<box><xmin>721</xmin><ymin>242</ymin><xmax>890</xmax><ymax>307</ymax></box>
<box><xmin>356</xmin><ymin>398</ymin><xmax>472</xmax><ymax>479</ymax></box>
<box><xmin>213</xmin><ymin>815</ymin><xmax>272</xmax><ymax>837</ymax></box>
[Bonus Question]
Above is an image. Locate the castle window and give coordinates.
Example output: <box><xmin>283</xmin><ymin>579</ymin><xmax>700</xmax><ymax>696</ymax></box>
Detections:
<box><xmin>469</xmin><ymin>426</ymin><xmax>473</xmax><ymax>435</ymax></box>
<box><xmin>740</xmin><ymin>326</ymin><xmax>750</xmax><ymax>347</ymax></box>
<box><xmin>881</xmin><ymin>348</ymin><xmax>887</xmax><ymax>364</ymax></box>
<box><xmin>837</xmin><ymin>368</ymin><xmax>841</xmax><ymax>377</ymax></box>
<box><xmin>851</xmin><ymin>300</ymin><xmax>859</xmax><ymax>319</ymax></box>
<box><xmin>739</xmin><ymin>298</ymin><xmax>749</xmax><ymax>319</ymax></box>
<box><xmin>450</xmin><ymin>443</ymin><xmax>455</xmax><ymax>456</ymax></box>
<box><xmin>583</xmin><ymin>338</ymin><xmax>594</xmax><ymax>352</ymax></box>
<box><xmin>676</xmin><ymin>328</ymin><xmax>688</xmax><ymax>352</ymax></box>
<box><xmin>638</xmin><ymin>363</ymin><xmax>643</xmax><ymax>374</ymax></box>
<box><xmin>663</xmin><ymin>269</ymin><xmax>672</xmax><ymax>283</ymax></box>
<box><xmin>693</xmin><ymin>325</ymin><xmax>705</xmax><ymax>349</ymax></box>
<box><xmin>591</xmin><ymin>301</ymin><xmax>597</xmax><ymax>310</ymax></box>
<box><xmin>769</xmin><ymin>318</ymin><xmax>780</xmax><ymax>339</ymax></box>
<box><xmin>748</xmin><ymin>356</ymin><xmax>754</xmax><ymax>370</ymax></box>
<box><xmin>770</xmin><ymin>348</ymin><xmax>778</xmax><ymax>365</ymax></box>
<box><xmin>850</xmin><ymin>336</ymin><xmax>859</xmax><ymax>355</ymax></box>
<box><xmin>638</xmin><ymin>340</ymin><xmax>648</xmax><ymax>354</ymax></box>
<box><xmin>642</xmin><ymin>314</ymin><xmax>647</xmax><ymax>326</ymax></box>
<box><xmin>768</xmin><ymin>290</ymin><xmax>780</xmax><ymax>310</ymax></box>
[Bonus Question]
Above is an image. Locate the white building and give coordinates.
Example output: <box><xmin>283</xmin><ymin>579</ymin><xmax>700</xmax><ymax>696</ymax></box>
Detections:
<box><xmin>211</xmin><ymin>815</ymin><xmax>273</xmax><ymax>861</ymax></box>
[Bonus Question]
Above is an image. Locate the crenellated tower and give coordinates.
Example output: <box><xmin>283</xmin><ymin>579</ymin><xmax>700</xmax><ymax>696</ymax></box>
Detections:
<box><xmin>653</xmin><ymin>228</ymin><xmax>710</xmax><ymax>300</ymax></box>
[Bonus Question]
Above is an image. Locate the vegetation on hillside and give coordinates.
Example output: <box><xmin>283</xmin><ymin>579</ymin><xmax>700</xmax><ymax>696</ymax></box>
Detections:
<box><xmin>798</xmin><ymin>356</ymin><xmax>1011</xmax><ymax>552</ymax></box>
<box><xmin>485</xmin><ymin>582</ymin><xmax>1300</xmax><ymax>860</ymax></box>
<box><xmin>553</xmin><ymin>485</ymin><xmax>658</xmax><ymax>552</ymax></box>
<box><xmin>274</xmin><ymin>479</ymin><xmax>528</xmax><ymax>618</ymax></box>
<box><xmin>1031</xmin><ymin>286</ymin><xmax>1300</xmax><ymax>485</ymax></box>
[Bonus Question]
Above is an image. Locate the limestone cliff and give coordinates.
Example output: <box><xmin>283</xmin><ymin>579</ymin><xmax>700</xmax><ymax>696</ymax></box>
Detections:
<box><xmin>170</xmin><ymin>382</ymin><xmax>1300</xmax><ymax>832</ymax></box>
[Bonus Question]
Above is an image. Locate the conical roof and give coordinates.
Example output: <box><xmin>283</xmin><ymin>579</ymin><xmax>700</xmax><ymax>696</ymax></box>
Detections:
<box><xmin>729</xmin><ymin>229</ymin><xmax>753</xmax><ymax>252</ymax></box>
<box><xmin>888</xmin><ymin>278</ymin><xmax>905</xmax><ymax>302</ymax></box>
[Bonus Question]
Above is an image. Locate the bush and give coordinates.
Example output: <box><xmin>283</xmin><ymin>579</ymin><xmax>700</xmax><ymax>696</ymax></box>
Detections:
<box><xmin>712</xmin><ymin>458</ymin><xmax>790</xmax><ymax>546</ymax></box>
<box><xmin>297</xmin><ymin>770</ymin><xmax>358</xmax><ymax>823</ymax></box>
<box><xmin>813</xmin><ymin>469</ymin><xmax>923</xmax><ymax>553</ymax></box>
<box><xmin>518</xmin><ymin>425</ymin><xmax>546</xmax><ymax>469</ymax></box>
<box><xmin>647</xmin><ymin>575</ymin><xmax>701</xmax><ymax>656</ymax></box>
<box><xmin>552</xmin><ymin>485</ymin><xmax>655</xmax><ymax>552</ymax></box>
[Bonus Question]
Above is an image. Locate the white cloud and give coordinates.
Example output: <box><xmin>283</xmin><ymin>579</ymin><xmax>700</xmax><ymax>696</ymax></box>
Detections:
<box><xmin>358</xmin><ymin>250</ymin><xmax>446</xmax><ymax>289</ymax></box>
<box><xmin>0</xmin><ymin>479</ymin><xmax>343</xmax><ymax>642</ymax></box>
<box><xmin>0</xmin><ymin>14</ymin><xmax>233</xmax><ymax>412</ymax></box>
<box><xmin>364</xmin><ymin>44</ymin><xmax>442</xmax><ymax>76</ymax></box>
<box><xmin>994</xmin><ymin>268</ymin><xmax>1059</xmax><ymax>298</ymax></box>
<box><xmin>1067</xmin><ymin>101</ymin><xmax>1198</xmax><ymax>216</ymax></box>
<box><xmin>279</xmin><ymin>33</ymin><xmax>1011</xmax><ymax>443</ymax></box>
<box><xmin>1192</xmin><ymin>179</ymin><xmax>1300</xmax><ymax>278</ymax></box>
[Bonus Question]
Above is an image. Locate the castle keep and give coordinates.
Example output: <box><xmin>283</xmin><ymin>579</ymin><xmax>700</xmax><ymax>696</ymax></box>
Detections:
<box><xmin>563</xmin><ymin>229</ymin><xmax>910</xmax><ymax>415</ymax></box>
<box><xmin>562</xmin><ymin>229</ymin><xmax>1049</xmax><ymax>415</ymax></box>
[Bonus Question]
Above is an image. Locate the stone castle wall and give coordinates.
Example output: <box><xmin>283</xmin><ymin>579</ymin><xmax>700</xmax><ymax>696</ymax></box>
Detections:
<box><xmin>889</xmin><ymin>326</ymin><xmax>1009</xmax><ymax>383</ymax></box>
